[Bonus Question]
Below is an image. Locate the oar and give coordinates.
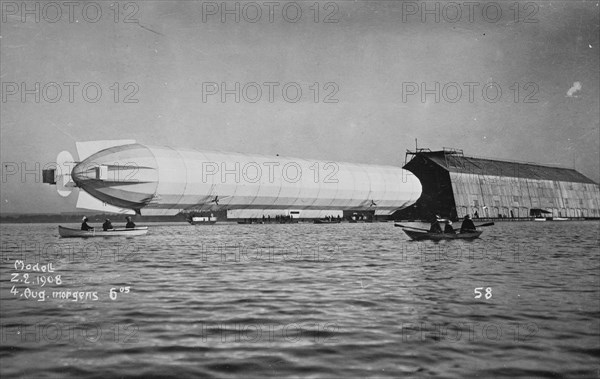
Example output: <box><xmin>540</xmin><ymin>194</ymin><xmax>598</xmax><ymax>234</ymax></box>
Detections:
<box><xmin>394</xmin><ymin>223</ymin><xmax>430</xmax><ymax>232</ymax></box>
<box><xmin>475</xmin><ymin>222</ymin><xmax>495</xmax><ymax>227</ymax></box>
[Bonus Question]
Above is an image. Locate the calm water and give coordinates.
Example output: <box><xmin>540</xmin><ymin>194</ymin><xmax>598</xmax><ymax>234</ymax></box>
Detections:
<box><xmin>0</xmin><ymin>221</ymin><xmax>598</xmax><ymax>378</ymax></box>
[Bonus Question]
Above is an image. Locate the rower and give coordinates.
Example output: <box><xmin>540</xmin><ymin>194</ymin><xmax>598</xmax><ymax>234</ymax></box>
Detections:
<box><xmin>460</xmin><ymin>214</ymin><xmax>477</xmax><ymax>233</ymax></box>
<box><xmin>102</xmin><ymin>218</ymin><xmax>113</xmax><ymax>231</ymax></box>
<box><xmin>444</xmin><ymin>220</ymin><xmax>455</xmax><ymax>234</ymax></box>
<box><xmin>125</xmin><ymin>216</ymin><xmax>136</xmax><ymax>229</ymax></box>
<box><xmin>429</xmin><ymin>215</ymin><xmax>443</xmax><ymax>233</ymax></box>
<box><xmin>81</xmin><ymin>216</ymin><xmax>94</xmax><ymax>231</ymax></box>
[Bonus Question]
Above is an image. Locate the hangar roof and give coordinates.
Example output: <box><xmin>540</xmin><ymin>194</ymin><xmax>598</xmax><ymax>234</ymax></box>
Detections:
<box><xmin>404</xmin><ymin>149</ymin><xmax>597</xmax><ymax>184</ymax></box>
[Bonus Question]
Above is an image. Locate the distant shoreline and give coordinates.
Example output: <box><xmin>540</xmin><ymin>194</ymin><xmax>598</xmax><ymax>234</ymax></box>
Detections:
<box><xmin>2</xmin><ymin>214</ymin><xmax>598</xmax><ymax>224</ymax></box>
<box><xmin>0</xmin><ymin>213</ymin><xmax>187</xmax><ymax>224</ymax></box>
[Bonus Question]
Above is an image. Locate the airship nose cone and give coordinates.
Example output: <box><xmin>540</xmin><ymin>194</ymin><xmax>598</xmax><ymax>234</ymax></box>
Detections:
<box><xmin>71</xmin><ymin>163</ymin><xmax>97</xmax><ymax>183</ymax></box>
<box><xmin>72</xmin><ymin>144</ymin><xmax>160</xmax><ymax>210</ymax></box>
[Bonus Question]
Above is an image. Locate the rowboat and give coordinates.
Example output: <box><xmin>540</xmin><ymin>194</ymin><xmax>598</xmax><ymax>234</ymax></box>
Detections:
<box><xmin>402</xmin><ymin>228</ymin><xmax>482</xmax><ymax>241</ymax></box>
<box><xmin>59</xmin><ymin>226</ymin><xmax>148</xmax><ymax>238</ymax></box>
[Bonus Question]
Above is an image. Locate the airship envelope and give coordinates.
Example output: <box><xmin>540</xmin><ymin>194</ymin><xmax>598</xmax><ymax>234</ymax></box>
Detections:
<box><xmin>44</xmin><ymin>140</ymin><xmax>422</xmax><ymax>216</ymax></box>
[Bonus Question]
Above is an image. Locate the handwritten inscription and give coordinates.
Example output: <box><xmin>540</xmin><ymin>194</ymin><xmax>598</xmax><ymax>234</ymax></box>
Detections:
<box><xmin>13</xmin><ymin>260</ymin><xmax>55</xmax><ymax>272</ymax></box>
<box><xmin>7</xmin><ymin>259</ymin><xmax>130</xmax><ymax>302</ymax></box>
<box><xmin>474</xmin><ymin>287</ymin><xmax>493</xmax><ymax>299</ymax></box>
<box><xmin>11</xmin><ymin>273</ymin><xmax>61</xmax><ymax>286</ymax></box>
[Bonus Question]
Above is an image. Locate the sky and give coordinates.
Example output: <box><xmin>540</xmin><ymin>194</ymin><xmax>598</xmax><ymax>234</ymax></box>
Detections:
<box><xmin>1</xmin><ymin>0</ymin><xmax>599</xmax><ymax>214</ymax></box>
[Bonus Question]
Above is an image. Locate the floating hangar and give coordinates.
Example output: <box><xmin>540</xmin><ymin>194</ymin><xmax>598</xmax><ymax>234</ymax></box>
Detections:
<box><xmin>401</xmin><ymin>148</ymin><xmax>600</xmax><ymax>220</ymax></box>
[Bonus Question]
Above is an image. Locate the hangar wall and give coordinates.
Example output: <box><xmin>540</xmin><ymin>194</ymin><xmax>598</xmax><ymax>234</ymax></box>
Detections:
<box><xmin>403</xmin><ymin>149</ymin><xmax>600</xmax><ymax>220</ymax></box>
<box><xmin>450</xmin><ymin>173</ymin><xmax>600</xmax><ymax>218</ymax></box>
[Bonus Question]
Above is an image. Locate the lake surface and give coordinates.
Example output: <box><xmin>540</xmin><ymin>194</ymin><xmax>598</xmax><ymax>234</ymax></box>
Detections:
<box><xmin>1</xmin><ymin>221</ymin><xmax>598</xmax><ymax>378</ymax></box>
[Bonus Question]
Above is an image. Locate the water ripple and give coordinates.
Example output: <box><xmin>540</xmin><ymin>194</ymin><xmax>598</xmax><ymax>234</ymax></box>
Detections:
<box><xmin>0</xmin><ymin>221</ymin><xmax>598</xmax><ymax>378</ymax></box>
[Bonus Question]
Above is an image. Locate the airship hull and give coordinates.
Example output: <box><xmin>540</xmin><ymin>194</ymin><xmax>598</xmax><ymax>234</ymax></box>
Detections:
<box><xmin>50</xmin><ymin>141</ymin><xmax>422</xmax><ymax>215</ymax></box>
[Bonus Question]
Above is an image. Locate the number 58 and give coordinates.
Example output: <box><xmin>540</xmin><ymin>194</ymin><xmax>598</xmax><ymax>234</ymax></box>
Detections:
<box><xmin>474</xmin><ymin>287</ymin><xmax>492</xmax><ymax>299</ymax></box>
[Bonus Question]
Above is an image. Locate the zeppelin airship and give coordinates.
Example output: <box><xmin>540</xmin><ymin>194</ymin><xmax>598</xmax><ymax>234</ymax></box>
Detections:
<box><xmin>43</xmin><ymin>140</ymin><xmax>422</xmax><ymax>216</ymax></box>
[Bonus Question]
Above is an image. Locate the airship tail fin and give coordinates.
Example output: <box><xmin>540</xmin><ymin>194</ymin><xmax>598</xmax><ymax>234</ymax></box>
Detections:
<box><xmin>76</xmin><ymin>140</ymin><xmax>136</xmax><ymax>161</ymax></box>
<box><xmin>76</xmin><ymin>191</ymin><xmax>136</xmax><ymax>215</ymax></box>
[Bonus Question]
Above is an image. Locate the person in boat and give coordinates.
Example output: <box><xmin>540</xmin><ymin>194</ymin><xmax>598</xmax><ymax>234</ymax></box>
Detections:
<box><xmin>125</xmin><ymin>216</ymin><xmax>136</xmax><ymax>229</ymax></box>
<box><xmin>429</xmin><ymin>215</ymin><xmax>443</xmax><ymax>233</ymax></box>
<box><xmin>81</xmin><ymin>216</ymin><xmax>94</xmax><ymax>231</ymax></box>
<box><xmin>102</xmin><ymin>218</ymin><xmax>113</xmax><ymax>231</ymax></box>
<box><xmin>444</xmin><ymin>220</ymin><xmax>455</xmax><ymax>234</ymax></box>
<box><xmin>460</xmin><ymin>214</ymin><xmax>477</xmax><ymax>233</ymax></box>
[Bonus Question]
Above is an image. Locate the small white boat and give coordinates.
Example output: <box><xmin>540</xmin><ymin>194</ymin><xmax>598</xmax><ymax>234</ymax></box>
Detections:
<box><xmin>59</xmin><ymin>225</ymin><xmax>148</xmax><ymax>238</ymax></box>
<box><xmin>188</xmin><ymin>216</ymin><xmax>217</xmax><ymax>225</ymax></box>
<box><xmin>533</xmin><ymin>218</ymin><xmax>546</xmax><ymax>222</ymax></box>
